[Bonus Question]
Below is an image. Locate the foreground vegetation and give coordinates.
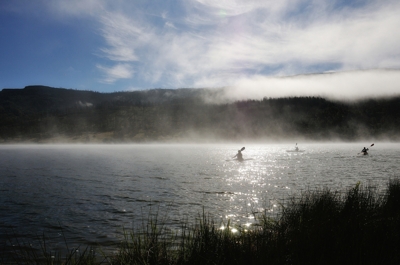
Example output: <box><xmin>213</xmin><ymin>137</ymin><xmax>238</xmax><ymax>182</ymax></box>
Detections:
<box><xmin>3</xmin><ymin>179</ymin><xmax>400</xmax><ymax>264</ymax></box>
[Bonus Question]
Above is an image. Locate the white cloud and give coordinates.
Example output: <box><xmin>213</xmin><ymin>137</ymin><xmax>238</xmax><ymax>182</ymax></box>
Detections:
<box><xmin>99</xmin><ymin>13</ymin><xmax>143</xmax><ymax>62</ymax></box>
<box><xmin>96</xmin><ymin>63</ymin><xmax>134</xmax><ymax>83</ymax></box>
<box><xmin>41</xmin><ymin>0</ymin><xmax>400</xmax><ymax>95</ymax></box>
<box><xmin>164</xmin><ymin>22</ymin><xmax>177</xmax><ymax>29</ymax></box>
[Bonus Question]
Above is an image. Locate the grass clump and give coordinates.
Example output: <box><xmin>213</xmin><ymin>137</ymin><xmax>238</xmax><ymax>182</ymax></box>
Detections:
<box><xmin>110</xmin><ymin>179</ymin><xmax>400</xmax><ymax>265</ymax></box>
<box><xmin>3</xmin><ymin>178</ymin><xmax>400</xmax><ymax>264</ymax></box>
<box><xmin>275</xmin><ymin>179</ymin><xmax>400</xmax><ymax>264</ymax></box>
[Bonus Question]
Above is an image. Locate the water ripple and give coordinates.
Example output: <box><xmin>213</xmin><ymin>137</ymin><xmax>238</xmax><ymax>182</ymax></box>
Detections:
<box><xmin>0</xmin><ymin>143</ymin><xmax>399</xmax><ymax>250</ymax></box>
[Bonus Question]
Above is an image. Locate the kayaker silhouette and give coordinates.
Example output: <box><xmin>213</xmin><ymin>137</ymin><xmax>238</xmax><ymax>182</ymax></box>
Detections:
<box><xmin>361</xmin><ymin>147</ymin><xmax>369</xmax><ymax>155</ymax></box>
<box><xmin>361</xmin><ymin>147</ymin><xmax>368</xmax><ymax>153</ymax></box>
<box><xmin>233</xmin><ymin>147</ymin><xmax>245</xmax><ymax>161</ymax></box>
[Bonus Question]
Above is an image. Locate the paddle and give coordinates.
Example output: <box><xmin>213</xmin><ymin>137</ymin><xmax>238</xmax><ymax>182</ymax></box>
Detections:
<box><xmin>366</xmin><ymin>143</ymin><xmax>374</xmax><ymax>151</ymax></box>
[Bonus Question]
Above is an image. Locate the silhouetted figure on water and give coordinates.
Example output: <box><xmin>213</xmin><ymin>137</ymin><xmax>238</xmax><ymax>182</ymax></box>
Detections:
<box><xmin>233</xmin><ymin>149</ymin><xmax>243</xmax><ymax>161</ymax></box>
<box><xmin>361</xmin><ymin>147</ymin><xmax>369</xmax><ymax>155</ymax></box>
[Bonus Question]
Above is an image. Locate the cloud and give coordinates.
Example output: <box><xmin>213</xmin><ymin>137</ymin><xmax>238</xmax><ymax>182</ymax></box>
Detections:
<box><xmin>99</xmin><ymin>13</ymin><xmax>144</xmax><ymax>62</ymax></box>
<box><xmin>96</xmin><ymin>63</ymin><xmax>134</xmax><ymax>83</ymax></box>
<box><xmin>93</xmin><ymin>0</ymin><xmax>400</xmax><ymax>86</ymax></box>
<box><xmin>39</xmin><ymin>0</ymin><xmax>400</xmax><ymax>95</ymax></box>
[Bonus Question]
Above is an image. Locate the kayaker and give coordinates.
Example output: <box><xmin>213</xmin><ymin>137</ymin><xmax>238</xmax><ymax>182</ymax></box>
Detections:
<box><xmin>361</xmin><ymin>147</ymin><xmax>368</xmax><ymax>153</ymax></box>
<box><xmin>233</xmin><ymin>150</ymin><xmax>243</xmax><ymax>161</ymax></box>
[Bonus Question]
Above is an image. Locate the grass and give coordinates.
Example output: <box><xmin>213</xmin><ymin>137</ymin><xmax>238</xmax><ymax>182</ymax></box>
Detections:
<box><xmin>3</xmin><ymin>178</ymin><xmax>400</xmax><ymax>264</ymax></box>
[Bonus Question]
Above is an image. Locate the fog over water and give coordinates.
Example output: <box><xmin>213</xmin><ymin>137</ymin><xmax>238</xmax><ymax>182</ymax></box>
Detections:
<box><xmin>1</xmin><ymin>143</ymin><xmax>399</xmax><ymax>254</ymax></box>
<box><xmin>218</xmin><ymin>70</ymin><xmax>400</xmax><ymax>102</ymax></box>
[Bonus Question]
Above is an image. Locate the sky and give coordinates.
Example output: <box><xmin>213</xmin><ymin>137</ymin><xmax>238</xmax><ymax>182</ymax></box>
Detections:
<box><xmin>1</xmin><ymin>0</ymin><xmax>400</xmax><ymax>100</ymax></box>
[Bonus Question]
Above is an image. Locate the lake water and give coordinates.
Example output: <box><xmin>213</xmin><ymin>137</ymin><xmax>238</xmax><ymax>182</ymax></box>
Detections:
<box><xmin>1</xmin><ymin>143</ymin><xmax>399</xmax><ymax>255</ymax></box>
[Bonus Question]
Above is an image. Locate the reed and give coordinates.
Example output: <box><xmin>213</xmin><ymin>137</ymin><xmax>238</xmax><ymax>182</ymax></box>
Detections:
<box><xmin>3</xmin><ymin>178</ymin><xmax>400</xmax><ymax>264</ymax></box>
<box><xmin>273</xmin><ymin>179</ymin><xmax>400</xmax><ymax>264</ymax></box>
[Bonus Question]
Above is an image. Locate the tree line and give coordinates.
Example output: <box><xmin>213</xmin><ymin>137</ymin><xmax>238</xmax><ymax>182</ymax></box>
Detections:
<box><xmin>0</xmin><ymin>86</ymin><xmax>399</xmax><ymax>142</ymax></box>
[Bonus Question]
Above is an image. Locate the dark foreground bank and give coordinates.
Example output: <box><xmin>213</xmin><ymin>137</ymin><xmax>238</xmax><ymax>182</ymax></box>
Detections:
<box><xmin>2</xmin><ymin>178</ymin><xmax>400</xmax><ymax>265</ymax></box>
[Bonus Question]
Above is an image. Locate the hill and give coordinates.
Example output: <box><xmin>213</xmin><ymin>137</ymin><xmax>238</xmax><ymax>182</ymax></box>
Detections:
<box><xmin>1</xmin><ymin>86</ymin><xmax>399</xmax><ymax>143</ymax></box>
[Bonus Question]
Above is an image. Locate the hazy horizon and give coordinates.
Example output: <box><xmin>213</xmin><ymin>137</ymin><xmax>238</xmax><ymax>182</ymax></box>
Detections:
<box><xmin>3</xmin><ymin>69</ymin><xmax>400</xmax><ymax>103</ymax></box>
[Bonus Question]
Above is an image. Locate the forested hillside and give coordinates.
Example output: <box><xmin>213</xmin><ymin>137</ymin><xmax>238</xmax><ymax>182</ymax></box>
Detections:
<box><xmin>1</xmin><ymin>85</ymin><xmax>399</xmax><ymax>142</ymax></box>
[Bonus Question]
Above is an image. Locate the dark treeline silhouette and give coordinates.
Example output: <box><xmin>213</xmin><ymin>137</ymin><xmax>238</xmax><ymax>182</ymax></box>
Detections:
<box><xmin>1</xmin><ymin>85</ymin><xmax>399</xmax><ymax>142</ymax></box>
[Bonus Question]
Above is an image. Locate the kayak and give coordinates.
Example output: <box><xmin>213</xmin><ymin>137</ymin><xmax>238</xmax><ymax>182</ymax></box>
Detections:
<box><xmin>362</xmin><ymin>151</ymin><xmax>368</xmax><ymax>155</ymax></box>
<box><xmin>226</xmin><ymin>158</ymin><xmax>254</xmax><ymax>162</ymax></box>
<box><xmin>286</xmin><ymin>150</ymin><xmax>305</xmax><ymax>152</ymax></box>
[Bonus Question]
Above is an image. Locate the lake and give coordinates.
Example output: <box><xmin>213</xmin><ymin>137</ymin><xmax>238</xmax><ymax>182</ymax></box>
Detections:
<box><xmin>1</xmin><ymin>143</ymin><xmax>399</xmax><ymax>254</ymax></box>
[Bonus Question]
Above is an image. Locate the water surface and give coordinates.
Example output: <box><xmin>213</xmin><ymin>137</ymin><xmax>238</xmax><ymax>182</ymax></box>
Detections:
<box><xmin>1</xmin><ymin>143</ymin><xmax>399</xmax><ymax>253</ymax></box>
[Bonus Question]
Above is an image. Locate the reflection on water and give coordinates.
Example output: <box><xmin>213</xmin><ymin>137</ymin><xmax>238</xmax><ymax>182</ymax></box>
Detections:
<box><xmin>0</xmin><ymin>143</ymin><xmax>399</xmax><ymax>251</ymax></box>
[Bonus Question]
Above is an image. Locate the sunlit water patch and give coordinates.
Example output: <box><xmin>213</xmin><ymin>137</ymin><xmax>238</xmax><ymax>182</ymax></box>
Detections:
<box><xmin>0</xmin><ymin>143</ymin><xmax>399</xmax><ymax>253</ymax></box>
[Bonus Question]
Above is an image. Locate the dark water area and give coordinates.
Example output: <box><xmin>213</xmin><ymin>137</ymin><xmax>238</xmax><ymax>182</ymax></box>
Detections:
<box><xmin>1</xmin><ymin>143</ymin><xmax>399</xmax><ymax>256</ymax></box>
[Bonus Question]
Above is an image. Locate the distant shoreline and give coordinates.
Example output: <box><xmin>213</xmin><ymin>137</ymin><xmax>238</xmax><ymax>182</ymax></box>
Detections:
<box><xmin>2</xmin><ymin>87</ymin><xmax>400</xmax><ymax>143</ymax></box>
